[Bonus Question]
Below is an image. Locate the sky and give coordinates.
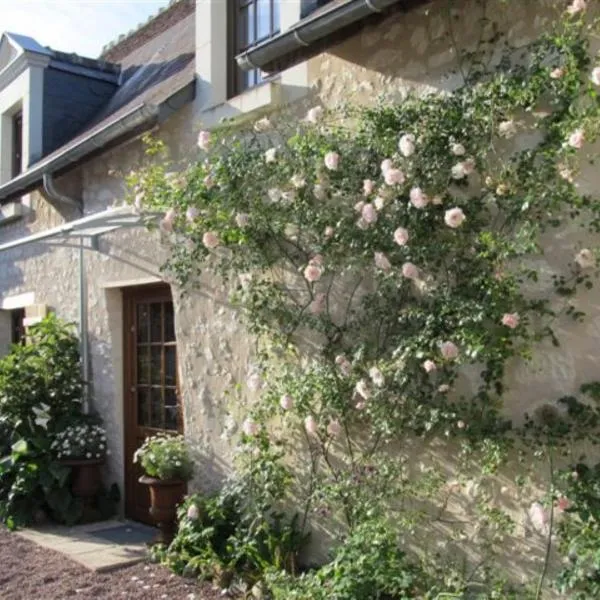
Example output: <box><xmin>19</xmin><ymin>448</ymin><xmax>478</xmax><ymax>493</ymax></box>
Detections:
<box><xmin>1</xmin><ymin>0</ymin><xmax>172</xmax><ymax>58</ymax></box>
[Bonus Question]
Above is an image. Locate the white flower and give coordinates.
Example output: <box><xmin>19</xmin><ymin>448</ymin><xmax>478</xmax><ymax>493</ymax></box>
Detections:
<box><xmin>498</xmin><ymin>120</ymin><xmax>517</xmax><ymax>138</ymax></box>
<box><xmin>393</xmin><ymin>227</ymin><xmax>409</xmax><ymax>246</ymax></box>
<box><xmin>242</xmin><ymin>418</ymin><xmax>259</xmax><ymax>436</ymax></box>
<box><xmin>398</xmin><ymin>133</ymin><xmax>415</xmax><ymax>157</ymax></box>
<box><xmin>267</xmin><ymin>188</ymin><xmax>282</xmax><ymax>203</ymax></box>
<box><xmin>306</xmin><ymin>106</ymin><xmax>324</xmax><ymax>123</ymax></box>
<box><xmin>380</xmin><ymin>159</ymin><xmax>393</xmax><ymax>174</ymax></box>
<box><xmin>401</xmin><ymin>262</ymin><xmax>419</xmax><ymax>280</ymax></box>
<box><xmin>575</xmin><ymin>248</ymin><xmax>595</xmax><ymax>269</ymax></box>
<box><xmin>355</xmin><ymin>379</ymin><xmax>371</xmax><ymax>400</ymax></box>
<box><xmin>409</xmin><ymin>187</ymin><xmax>429</xmax><ymax>209</ymax></box>
<box><xmin>280</xmin><ymin>395</ymin><xmax>294</xmax><ymax>410</ymax></box>
<box><xmin>422</xmin><ymin>360</ymin><xmax>437</xmax><ymax>373</ymax></box>
<box><xmin>291</xmin><ymin>174</ymin><xmax>306</xmax><ymax>189</ymax></box>
<box><xmin>568</xmin><ymin>129</ymin><xmax>585</xmax><ymax>149</ymax></box>
<box><xmin>374</xmin><ymin>196</ymin><xmax>385</xmax><ymax>211</ymax></box>
<box><xmin>253</xmin><ymin>117</ymin><xmax>271</xmax><ymax>132</ymax></box>
<box><xmin>313</xmin><ymin>184</ymin><xmax>327</xmax><ymax>200</ymax></box>
<box><xmin>451</xmin><ymin>143</ymin><xmax>466</xmax><ymax>156</ymax></box>
<box><xmin>384</xmin><ymin>168</ymin><xmax>405</xmax><ymax>186</ymax></box>
<box><xmin>265</xmin><ymin>148</ymin><xmax>277</xmax><ymax>163</ymax></box>
<box><xmin>197</xmin><ymin>130</ymin><xmax>210</xmax><ymax>151</ymax></box>
<box><xmin>590</xmin><ymin>67</ymin><xmax>600</xmax><ymax>86</ymax></box>
<box><xmin>566</xmin><ymin>0</ymin><xmax>586</xmax><ymax>16</ymax></box>
<box><xmin>187</xmin><ymin>504</ymin><xmax>200</xmax><ymax>520</ymax></box>
<box><xmin>369</xmin><ymin>366</ymin><xmax>384</xmax><ymax>387</ymax></box>
<box><xmin>324</xmin><ymin>152</ymin><xmax>340</xmax><ymax>171</ymax></box>
<box><xmin>304</xmin><ymin>416</ymin><xmax>318</xmax><ymax>435</ymax></box>
<box><xmin>374</xmin><ymin>252</ymin><xmax>391</xmax><ymax>272</ymax></box>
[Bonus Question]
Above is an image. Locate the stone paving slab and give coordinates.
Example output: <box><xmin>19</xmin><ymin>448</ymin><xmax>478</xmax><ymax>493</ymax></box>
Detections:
<box><xmin>16</xmin><ymin>519</ymin><xmax>157</xmax><ymax>573</ymax></box>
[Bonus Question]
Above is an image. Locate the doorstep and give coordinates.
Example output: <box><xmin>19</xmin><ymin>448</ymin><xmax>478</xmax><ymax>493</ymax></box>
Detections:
<box><xmin>15</xmin><ymin>519</ymin><xmax>157</xmax><ymax>572</ymax></box>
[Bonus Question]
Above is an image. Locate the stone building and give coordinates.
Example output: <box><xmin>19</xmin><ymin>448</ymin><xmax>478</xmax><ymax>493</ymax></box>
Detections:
<box><xmin>0</xmin><ymin>0</ymin><xmax>598</xmax><ymax>535</ymax></box>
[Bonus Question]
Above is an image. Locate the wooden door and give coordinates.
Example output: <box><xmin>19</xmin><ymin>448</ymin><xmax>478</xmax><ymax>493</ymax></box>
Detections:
<box><xmin>123</xmin><ymin>284</ymin><xmax>182</xmax><ymax>523</ymax></box>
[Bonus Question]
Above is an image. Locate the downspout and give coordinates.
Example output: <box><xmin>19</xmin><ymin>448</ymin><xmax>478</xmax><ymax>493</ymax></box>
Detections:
<box><xmin>42</xmin><ymin>173</ymin><xmax>90</xmax><ymax>413</ymax></box>
<box><xmin>236</xmin><ymin>0</ymin><xmax>402</xmax><ymax>72</ymax></box>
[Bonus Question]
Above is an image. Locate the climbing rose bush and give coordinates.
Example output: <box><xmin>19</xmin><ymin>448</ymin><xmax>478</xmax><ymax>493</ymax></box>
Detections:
<box><xmin>131</xmin><ymin>3</ymin><xmax>600</xmax><ymax>596</ymax></box>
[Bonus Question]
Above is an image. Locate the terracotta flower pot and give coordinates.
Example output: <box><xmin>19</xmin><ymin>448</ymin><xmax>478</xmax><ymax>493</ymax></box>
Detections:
<box><xmin>60</xmin><ymin>458</ymin><xmax>104</xmax><ymax>502</ymax></box>
<box><xmin>139</xmin><ymin>475</ymin><xmax>186</xmax><ymax>544</ymax></box>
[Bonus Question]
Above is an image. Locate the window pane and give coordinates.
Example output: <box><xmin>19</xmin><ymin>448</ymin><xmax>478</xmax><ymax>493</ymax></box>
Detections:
<box><xmin>150</xmin><ymin>303</ymin><xmax>162</xmax><ymax>342</ymax></box>
<box><xmin>272</xmin><ymin>0</ymin><xmax>280</xmax><ymax>33</ymax></box>
<box><xmin>165</xmin><ymin>388</ymin><xmax>178</xmax><ymax>407</ymax></box>
<box><xmin>257</xmin><ymin>0</ymin><xmax>271</xmax><ymax>40</ymax></box>
<box><xmin>137</xmin><ymin>346</ymin><xmax>150</xmax><ymax>384</ymax></box>
<box><xmin>246</xmin><ymin>3</ymin><xmax>256</xmax><ymax>46</ymax></box>
<box><xmin>136</xmin><ymin>303</ymin><xmax>149</xmax><ymax>343</ymax></box>
<box><xmin>165</xmin><ymin>406</ymin><xmax>178</xmax><ymax>431</ymax></box>
<box><xmin>137</xmin><ymin>387</ymin><xmax>150</xmax><ymax>427</ymax></box>
<box><xmin>165</xmin><ymin>346</ymin><xmax>176</xmax><ymax>386</ymax></box>
<box><xmin>150</xmin><ymin>388</ymin><xmax>164</xmax><ymax>429</ymax></box>
<box><xmin>164</xmin><ymin>302</ymin><xmax>175</xmax><ymax>341</ymax></box>
<box><xmin>150</xmin><ymin>347</ymin><xmax>162</xmax><ymax>385</ymax></box>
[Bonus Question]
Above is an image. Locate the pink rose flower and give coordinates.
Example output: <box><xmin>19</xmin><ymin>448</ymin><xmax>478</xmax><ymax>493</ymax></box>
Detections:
<box><xmin>313</xmin><ymin>184</ymin><xmax>327</xmax><ymax>201</ymax></box>
<box><xmin>498</xmin><ymin>120</ymin><xmax>517</xmax><ymax>138</ymax></box>
<box><xmin>202</xmin><ymin>231</ymin><xmax>220</xmax><ymax>249</ymax></box>
<box><xmin>310</xmin><ymin>293</ymin><xmax>327</xmax><ymax>315</ymax></box>
<box><xmin>265</xmin><ymin>148</ymin><xmax>277</xmax><ymax>163</ymax></box>
<box><xmin>438</xmin><ymin>384</ymin><xmax>450</xmax><ymax>393</ymax></box>
<box><xmin>355</xmin><ymin>401</ymin><xmax>366</xmax><ymax>410</ymax></box>
<box><xmin>363</xmin><ymin>179</ymin><xmax>376</xmax><ymax>196</ymax></box>
<box><xmin>356</xmin><ymin>218</ymin><xmax>369</xmax><ymax>230</ymax></box>
<box><xmin>409</xmin><ymin>187</ymin><xmax>429</xmax><ymax>209</ymax></box>
<box><xmin>401</xmin><ymin>262</ymin><xmax>419</xmax><ymax>280</ymax></box>
<box><xmin>324</xmin><ymin>225</ymin><xmax>335</xmax><ymax>238</ymax></box>
<box><xmin>550</xmin><ymin>67</ymin><xmax>565</xmax><ymax>79</ymax></box>
<box><xmin>355</xmin><ymin>379</ymin><xmax>371</xmax><ymax>400</ymax></box>
<box><xmin>556</xmin><ymin>497</ymin><xmax>571</xmax><ymax>512</ymax></box>
<box><xmin>393</xmin><ymin>227</ymin><xmax>409</xmax><ymax>246</ymax></box>
<box><xmin>304</xmin><ymin>416</ymin><xmax>318</xmax><ymax>435</ymax></box>
<box><xmin>456</xmin><ymin>420</ymin><xmax>466</xmax><ymax>429</ymax></box>
<box><xmin>327</xmin><ymin>420</ymin><xmax>341</xmax><ymax>437</ymax></box>
<box><xmin>374</xmin><ymin>252</ymin><xmax>392</xmax><ymax>272</ymax></box>
<box><xmin>354</xmin><ymin>200</ymin><xmax>365</xmax><ymax>213</ymax></box>
<box><xmin>235</xmin><ymin>213</ymin><xmax>249</xmax><ymax>227</ymax></box>
<box><xmin>591</xmin><ymin>67</ymin><xmax>600</xmax><ymax>86</ymax></box>
<box><xmin>444</xmin><ymin>207</ymin><xmax>466</xmax><ymax>229</ymax></box>
<box><xmin>575</xmin><ymin>248</ymin><xmax>595</xmax><ymax>269</ymax></box>
<box><xmin>242</xmin><ymin>418</ymin><xmax>259</xmax><ymax>436</ymax></box>
<box><xmin>280</xmin><ymin>394</ymin><xmax>294</xmax><ymax>410</ymax></box>
<box><xmin>462</xmin><ymin>158</ymin><xmax>476</xmax><ymax>174</ymax></box>
<box><xmin>186</xmin><ymin>206</ymin><xmax>199</xmax><ymax>222</ymax></box>
<box><xmin>440</xmin><ymin>341</ymin><xmax>459</xmax><ymax>360</ymax></box>
<box><xmin>306</xmin><ymin>106</ymin><xmax>324</xmax><ymax>123</ymax></box>
<box><xmin>384</xmin><ymin>168</ymin><xmax>405</xmax><ymax>186</ymax></box>
<box><xmin>324</xmin><ymin>151</ymin><xmax>340</xmax><ymax>171</ymax></box>
<box><xmin>197</xmin><ymin>130</ymin><xmax>210</xmax><ymax>151</ymax></box>
<box><xmin>567</xmin><ymin>0</ymin><xmax>586</xmax><ymax>15</ymax></box>
<box><xmin>304</xmin><ymin>264</ymin><xmax>322</xmax><ymax>282</ymax></box>
<box><xmin>568</xmin><ymin>129</ymin><xmax>585</xmax><ymax>149</ymax></box>
<box><xmin>311</xmin><ymin>254</ymin><xmax>324</xmax><ymax>266</ymax></box>
<box><xmin>335</xmin><ymin>356</ymin><xmax>352</xmax><ymax>377</ymax></box>
<box><xmin>160</xmin><ymin>208</ymin><xmax>176</xmax><ymax>232</ymax></box>
<box><xmin>398</xmin><ymin>133</ymin><xmax>415</xmax><ymax>157</ymax></box>
<box><xmin>187</xmin><ymin>504</ymin><xmax>200</xmax><ymax>520</ymax></box>
<box><xmin>451</xmin><ymin>162</ymin><xmax>467</xmax><ymax>179</ymax></box>
<box><xmin>451</xmin><ymin>143</ymin><xmax>466</xmax><ymax>156</ymax></box>
<box><xmin>369</xmin><ymin>366</ymin><xmax>384</xmax><ymax>387</ymax></box>
<box><xmin>380</xmin><ymin>159</ymin><xmax>393</xmax><ymax>174</ymax></box>
<box><xmin>374</xmin><ymin>196</ymin><xmax>385</xmax><ymax>210</ymax></box>
<box><xmin>422</xmin><ymin>360</ymin><xmax>437</xmax><ymax>373</ymax></box>
<box><xmin>362</xmin><ymin>203</ymin><xmax>378</xmax><ymax>224</ymax></box>
<box><xmin>501</xmin><ymin>312</ymin><xmax>520</xmax><ymax>329</ymax></box>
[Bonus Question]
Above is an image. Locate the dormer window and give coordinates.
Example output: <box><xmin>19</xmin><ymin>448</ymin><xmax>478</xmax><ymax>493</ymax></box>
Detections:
<box><xmin>11</xmin><ymin>110</ymin><xmax>22</xmax><ymax>178</ymax></box>
<box><xmin>229</xmin><ymin>0</ymin><xmax>280</xmax><ymax>97</ymax></box>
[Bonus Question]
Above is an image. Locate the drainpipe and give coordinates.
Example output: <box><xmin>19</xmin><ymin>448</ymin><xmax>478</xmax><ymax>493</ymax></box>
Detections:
<box><xmin>42</xmin><ymin>173</ymin><xmax>90</xmax><ymax>413</ymax></box>
<box><xmin>236</xmin><ymin>0</ymin><xmax>403</xmax><ymax>73</ymax></box>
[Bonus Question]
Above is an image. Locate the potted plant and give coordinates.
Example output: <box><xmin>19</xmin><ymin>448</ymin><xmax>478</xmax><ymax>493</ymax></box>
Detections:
<box><xmin>51</xmin><ymin>422</ymin><xmax>109</xmax><ymax>503</ymax></box>
<box><xmin>134</xmin><ymin>434</ymin><xmax>193</xmax><ymax>543</ymax></box>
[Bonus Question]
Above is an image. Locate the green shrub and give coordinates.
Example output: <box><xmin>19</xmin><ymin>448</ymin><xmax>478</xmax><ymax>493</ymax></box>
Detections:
<box><xmin>134</xmin><ymin>434</ymin><xmax>193</xmax><ymax>481</ymax></box>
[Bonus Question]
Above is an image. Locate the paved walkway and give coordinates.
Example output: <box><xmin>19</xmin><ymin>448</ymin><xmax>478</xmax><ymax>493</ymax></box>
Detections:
<box><xmin>16</xmin><ymin>519</ymin><xmax>156</xmax><ymax>572</ymax></box>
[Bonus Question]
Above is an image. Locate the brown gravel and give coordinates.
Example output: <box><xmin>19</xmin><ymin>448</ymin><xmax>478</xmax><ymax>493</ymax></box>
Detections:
<box><xmin>0</xmin><ymin>528</ymin><xmax>221</xmax><ymax>600</ymax></box>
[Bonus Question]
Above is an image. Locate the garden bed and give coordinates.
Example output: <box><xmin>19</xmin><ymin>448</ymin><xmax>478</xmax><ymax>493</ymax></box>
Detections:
<box><xmin>0</xmin><ymin>528</ymin><xmax>220</xmax><ymax>600</ymax></box>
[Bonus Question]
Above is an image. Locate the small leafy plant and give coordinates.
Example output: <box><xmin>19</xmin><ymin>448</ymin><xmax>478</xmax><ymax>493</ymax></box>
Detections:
<box><xmin>51</xmin><ymin>422</ymin><xmax>110</xmax><ymax>461</ymax></box>
<box><xmin>134</xmin><ymin>434</ymin><xmax>193</xmax><ymax>481</ymax></box>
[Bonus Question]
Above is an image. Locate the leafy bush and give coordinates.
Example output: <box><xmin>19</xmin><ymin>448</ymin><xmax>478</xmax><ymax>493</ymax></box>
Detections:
<box><xmin>266</xmin><ymin>519</ymin><xmax>423</xmax><ymax>600</ymax></box>
<box><xmin>134</xmin><ymin>434</ymin><xmax>193</xmax><ymax>481</ymax></box>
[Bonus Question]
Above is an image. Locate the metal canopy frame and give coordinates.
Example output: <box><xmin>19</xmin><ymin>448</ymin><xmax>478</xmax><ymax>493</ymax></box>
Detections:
<box><xmin>0</xmin><ymin>206</ymin><xmax>161</xmax><ymax>253</ymax></box>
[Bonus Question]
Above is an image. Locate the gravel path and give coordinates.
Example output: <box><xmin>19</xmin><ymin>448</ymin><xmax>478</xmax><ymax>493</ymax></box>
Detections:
<box><xmin>0</xmin><ymin>528</ymin><xmax>220</xmax><ymax>600</ymax></box>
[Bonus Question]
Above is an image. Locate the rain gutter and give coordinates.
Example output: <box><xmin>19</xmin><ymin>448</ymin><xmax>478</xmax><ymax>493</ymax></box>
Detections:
<box><xmin>236</xmin><ymin>0</ymin><xmax>404</xmax><ymax>73</ymax></box>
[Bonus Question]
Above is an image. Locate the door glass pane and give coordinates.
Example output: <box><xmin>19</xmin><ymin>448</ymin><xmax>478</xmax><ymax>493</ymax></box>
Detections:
<box><xmin>137</xmin><ymin>346</ymin><xmax>150</xmax><ymax>384</ymax></box>
<box><xmin>137</xmin><ymin>303</ymin><xmax>149</xmax><ymax>343</ymax></box>
<box><xmin>150</xmin><ymin>303</ymin><xmax>163</xmax><ymax>342</ymax></box>
<box><xmin>137</xmin><ymin>387</ymin><xmax>150</xmax><ymax>427</ymax></box>
<box><xmin>150</xmin><ymin>346</ymin><xmax>162</xmax><ymax>385</ymax></box>
<box><xmin>165</xmin><ymin>406</ymin><xmax>178</xmax><ymax>431</ymax></box>
<box><xmin>165</xmin><ymin>346</ymin><xmax>176</xmax><ymax>386</ymax></box>
<box><xmin>165</xmin><ymin>388</ymin><xmax>178</xmax><ymax>407</ymax></box>
<box><xmin>150</xmin><ymin>388</ymin><xmax>164</xmax><ymax>429</ymax></box>
<box><xmin>164</xmin><ymin>302</ymin><xmax>175</xmax><ymax>341</ymax></box>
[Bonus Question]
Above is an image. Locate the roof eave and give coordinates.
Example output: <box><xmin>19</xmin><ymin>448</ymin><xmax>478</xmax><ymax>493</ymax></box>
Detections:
<box><xmin>0</xmin><ymin>79</ymin><xmax>196</xmax><ymax>205</ymax></box>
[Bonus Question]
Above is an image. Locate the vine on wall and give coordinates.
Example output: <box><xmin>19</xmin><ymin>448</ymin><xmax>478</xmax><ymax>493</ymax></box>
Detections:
<box><xmin>133</xmin><ymin>1</ymin><xmax>600</xmax><ymax>596</ymax></box>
